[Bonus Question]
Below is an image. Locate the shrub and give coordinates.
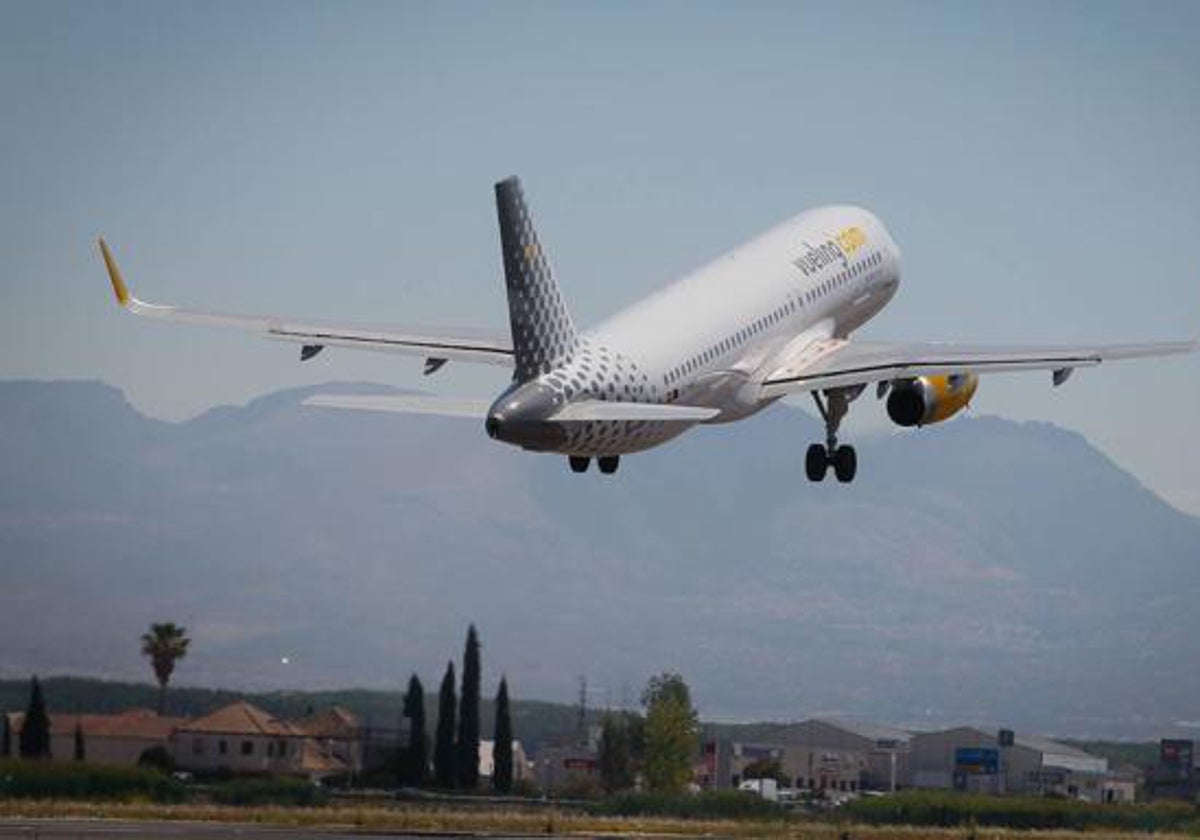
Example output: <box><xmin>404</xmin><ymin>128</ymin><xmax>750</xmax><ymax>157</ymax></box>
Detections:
<box><xmin>208</xmin><ymin>776</ymin><xmax>328</xmax><ymax>807</ymax></box>
<box><xmin>136</xmin><ymin>746</ymin><xmax>176</xmax><ymax>774</ymax></box>
<box><xmin>844</xmin><ymin>790</ymin><xmax>1197</xmax><ymax>832</ymax></box>
<box><xmin>0</xmin><ymin>758</ymin><xmax>184</xmax><ymax>802</ymax></box>
<box><xmin>591</xmin><ymin>789</ymin><xmax>787</xmax><ymax>820</ymax></box>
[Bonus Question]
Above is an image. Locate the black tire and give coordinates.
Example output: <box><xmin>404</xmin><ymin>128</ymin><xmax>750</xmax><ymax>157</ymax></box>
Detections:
<box><xmin>833</xmin><ymin>445</ymin><xmax>857</xmax><ymax>483</ymax></box>
<box><xmin>597</xmin><ymin>456</ymin><xmax>620</xmax><ymax>475</ymax></box>
<box><xmin>805</xmin><ymin>444</ymin><xmax>828</xmax><ymax>482</ymax></box>
<box><xmin>569</xmin><ymin>456</ymin><xmax>590</xmax><ymax>473</ymax></box>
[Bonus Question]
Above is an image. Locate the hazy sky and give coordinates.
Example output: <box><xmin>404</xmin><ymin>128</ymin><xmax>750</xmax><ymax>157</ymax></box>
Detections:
<box><xmin>3</xmin><ymin>0</ymin><xmax>1198</xmax><ymax>511</ymax></box>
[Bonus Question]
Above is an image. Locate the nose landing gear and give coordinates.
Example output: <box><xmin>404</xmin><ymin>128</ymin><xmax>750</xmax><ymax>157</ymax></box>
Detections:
<box><xmin>806</xmin><ymin>390</ymin><xmax>858</xmax><ymax>483</ymax></box>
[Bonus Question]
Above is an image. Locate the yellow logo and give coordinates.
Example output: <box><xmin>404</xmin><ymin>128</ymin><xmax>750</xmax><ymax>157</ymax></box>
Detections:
<box><xmin>835</xmin><ymin>226</ymin><xmax>867</xmax><ymax>256</ymax></box>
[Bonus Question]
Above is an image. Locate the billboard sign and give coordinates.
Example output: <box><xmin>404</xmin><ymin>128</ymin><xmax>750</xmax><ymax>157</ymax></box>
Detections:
<box><xmin>1161</xmin><ymin>740</ymin><xmax>1194</xmax><ymax>780</ymax></box>
<box><xmin>955</xmin><ymin>746</ymin><xmax>1000</xmax><ymax>775</ymax></box>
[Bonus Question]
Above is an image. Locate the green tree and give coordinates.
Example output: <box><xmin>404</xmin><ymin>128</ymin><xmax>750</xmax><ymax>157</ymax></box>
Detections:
<box><xmin>140</xmin><ymin>622</ymin><xmax>190</xmax><ymax>716</ymax></box>
<box><xmin>598</xmin><ymin>711</ymin><xmax>635</xmax><ymax>794</ymax></box>
<box><xmin>1</xmin><ymin>712</ymin><xmax>10</xmax><ymax>757</ymax></box>
<box><xmin>401</xmin><ymin>674</ymin><xmax>428</xmax><ymax>786</ymax></box>
<box><xmin>640</xmin><ymin>672</ymin><xmax>698</xmax><ymax>793</ymax></box>
<box><xmin>492</xmin><ymin>676</ymin><xmax>513</xmax><ymax>794</ymax></box>
<box><xmin>456</xmin><ymin>624</ymin><xmax>481</xmax><ymax>790</ymax></box>
<box><xmin>73</xmin><ymin>719</ymin><xmax>86</xmax><ymax>761</ymax></box>
<box><xmin>19</xmin><ymin>676</ymin><xmax>51</xmax><ymax>759</ymax></box>
<box><xmin>434</xmin><ymin>661</ymin><xmax>457</xmax><ymax>788</ymax></box>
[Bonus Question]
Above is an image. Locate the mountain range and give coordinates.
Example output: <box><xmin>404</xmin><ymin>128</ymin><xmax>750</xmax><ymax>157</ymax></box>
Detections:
<box><xmin>1</xmin><ymin>379</ymin><xmax>1198</xmax><ymax>740</ymax></box>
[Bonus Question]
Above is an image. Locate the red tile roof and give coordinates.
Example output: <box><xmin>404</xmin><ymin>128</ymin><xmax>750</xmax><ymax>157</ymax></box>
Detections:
<box><xmin>176</xmin><ymin>700</ymin><xmax>304</xmax><ymax>737</ymax></box>
<box><xmin>8</xmin><ymin>709</ymin><xmax>183</xmax><ymax>740</ymax></box>
<box><xmin>293</xmin><ymin>706</ymin><xmax>359</xmax><ymax>738</ymax></box>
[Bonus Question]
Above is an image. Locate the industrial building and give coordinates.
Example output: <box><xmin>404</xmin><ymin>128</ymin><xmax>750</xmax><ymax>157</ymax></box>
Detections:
<box><xmin>778</xmin><ymin>719</ymin><xmax>911</xmax><ymax>792</ymax></box>
<box><xmin>909</xmin><ymin>726</ymin><xmax>1128</xmax><ymax>802</ymax></box>
<box><xmin>706</xmin><ymin>719</ymin><xmax>1134</xmax><ymax>803</ymax></box>
<box><xmin>711</xmin><ymin>719</ymin><xmax>910</xmax><ymax>793</ymax></box>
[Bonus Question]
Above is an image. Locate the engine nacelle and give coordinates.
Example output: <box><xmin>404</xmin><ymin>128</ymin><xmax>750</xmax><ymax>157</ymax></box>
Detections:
<box><xmin>886</xmin><ymin>373</ymin><xmax>978</xmax><ymax>427</ymax></box>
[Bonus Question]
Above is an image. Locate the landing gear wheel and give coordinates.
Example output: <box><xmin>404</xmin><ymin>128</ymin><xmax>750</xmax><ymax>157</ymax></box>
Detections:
<box><xmin>568</xmin><ymin>456</ymin><xmax>590</xmax><ymax>473</ymax></box>
<box><xmin>597</xmin><ymin>455</ymin><xmax>620</xmax><ymax>475</ymax></box>
<box><xmin>805</xmin><ymin>444</ymin><xmax>828</xmax><ymax>482</ymax></box>
<box><xmin>810</xmin><ymin>390</ymin><xmax>860</xmax><ymax>484</ymax></box>
<box><xmin>833</xmin><ymin>445</ymin><xmax>857</xmax><ymax>483</ymax></box>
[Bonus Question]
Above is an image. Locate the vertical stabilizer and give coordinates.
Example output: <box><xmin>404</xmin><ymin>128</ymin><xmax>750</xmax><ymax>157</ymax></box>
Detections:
<box><xmin>495</xmin><ymin>177</ymin><xmax>578</xmax><ymax>382</ymax></box>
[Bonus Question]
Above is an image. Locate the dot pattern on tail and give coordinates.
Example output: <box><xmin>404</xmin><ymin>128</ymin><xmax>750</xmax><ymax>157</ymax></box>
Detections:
<box><xmin>495</xmin><ymin>178</ymin><xmax>579</xmax><ymax>382</ymax></box>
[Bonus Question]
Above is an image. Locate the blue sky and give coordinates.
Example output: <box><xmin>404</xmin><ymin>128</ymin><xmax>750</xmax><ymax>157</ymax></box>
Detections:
<box><xmin>2</xmin><ymin>0</ymin><xmax>1198</xmax><ymax>511</ymax></box>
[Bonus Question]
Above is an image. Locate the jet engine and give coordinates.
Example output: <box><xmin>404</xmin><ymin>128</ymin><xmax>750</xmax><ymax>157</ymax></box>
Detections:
<box><xmin>886</xmin><ymin>373</ymin><xmax>978</xmax><ymax>427</ymax></box>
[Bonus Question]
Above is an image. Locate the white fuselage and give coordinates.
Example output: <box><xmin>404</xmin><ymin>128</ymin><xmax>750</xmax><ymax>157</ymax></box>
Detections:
<box><xmin>507</xmin><ymin>206</ymin><xmax>903</xmax><ymax>456</ymax></box>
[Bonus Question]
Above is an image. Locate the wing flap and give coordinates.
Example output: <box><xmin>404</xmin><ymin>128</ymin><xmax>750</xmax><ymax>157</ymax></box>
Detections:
<box><xmin>761</xmin><ymin>339</ymin><xmax>1196</xmax><ymax>397</ymax></box>
<box><xmin>99</xmin><ymin>239</ymin><xmax>513</xmax><ymax>366</ymax></box>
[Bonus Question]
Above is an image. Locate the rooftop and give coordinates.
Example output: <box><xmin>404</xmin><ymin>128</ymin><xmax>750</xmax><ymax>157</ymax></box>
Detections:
<box><xmin>7</xmin><ymin>709</ymin><xmax>184</xmax><ymax>740</ymax></box>
<box><xmin>176</xmin><ymin>700</ymin><xmax>304</xmax><ymax>737</ymax></box>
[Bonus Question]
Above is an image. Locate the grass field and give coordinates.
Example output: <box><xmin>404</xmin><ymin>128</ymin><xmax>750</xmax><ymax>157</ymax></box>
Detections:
<box><xmin>2</xmin><ymin>800</ymin><xmax>1198</xmax><ymax>839</ymax></box>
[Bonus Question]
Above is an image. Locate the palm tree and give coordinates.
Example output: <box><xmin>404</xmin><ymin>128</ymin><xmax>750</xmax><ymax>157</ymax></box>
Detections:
<box><xmin>140</xmin><ymin>622</ymin><xmax>190</xmax><ymax>715</ymax></box>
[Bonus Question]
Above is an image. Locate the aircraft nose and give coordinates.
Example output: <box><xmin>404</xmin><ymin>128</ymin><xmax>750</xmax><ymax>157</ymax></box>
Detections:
<box><xmin>485</xmin><ymin>413</ymin><xmax>503</xmax><ymax>439</ymax></box>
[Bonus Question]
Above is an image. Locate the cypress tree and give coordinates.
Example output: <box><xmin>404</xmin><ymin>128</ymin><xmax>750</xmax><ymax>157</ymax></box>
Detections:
<box><xmin>598</xmin><ymin>712</ymin><xmax>634</xmax><ymax>794</ymax></box>
<box><xmin>456</xmin><ymin>624</ymin><xmax>481</xmax><ymax>790</ymax></box>
<box><xmin>1</xmin><ymin>713</ymin><xmax>10</xmax><ymax>757</ymax></box>
<box><xmin>401</xmin><ymin>674</ymin><xmax>428</xmax><ymax>786</ymax></box>
<box><xmin>19</xmin><ymin>676</ymin><xmax>51</xmax><ymax>759</ymax></box>
<box><xmin>74</xmin><ymin>719</ymin><xmax>85</xmax><ymax>761</ymax></box>
<box><xmin>492</xmin><ymin>676</ymin><xmax>513</xmax><ymax>794</ymax></box>
<box><xmin>433</xmin><ymin>661</ymin><xmax>457</xmax><ymax>788</ymax></box>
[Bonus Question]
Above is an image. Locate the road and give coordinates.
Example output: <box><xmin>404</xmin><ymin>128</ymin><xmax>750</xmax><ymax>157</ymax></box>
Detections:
<box><xmin>0</xmin><ymin>820</ymin><xmax>547</xmax><ymax>839</ymax></box>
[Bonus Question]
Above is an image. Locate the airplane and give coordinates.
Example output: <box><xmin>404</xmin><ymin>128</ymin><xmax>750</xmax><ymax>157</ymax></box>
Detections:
<box><xmin>99</xmin><ymin>176</ymin><xmax>1195</xmax><ymax>480</ymax></box>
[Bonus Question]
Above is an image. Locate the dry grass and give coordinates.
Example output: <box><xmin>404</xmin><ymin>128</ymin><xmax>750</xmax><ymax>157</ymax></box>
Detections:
<box><xmin>0</xmin><ymin>800</ymin><xmax>1195</xmax><ymax>839</ymax></box>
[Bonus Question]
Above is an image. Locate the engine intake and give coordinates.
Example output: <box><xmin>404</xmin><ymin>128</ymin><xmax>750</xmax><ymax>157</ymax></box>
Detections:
<box><xmin>886</xmin><ymin>374</ymin><xmax>978</xmax><ymax>427</ymax></box>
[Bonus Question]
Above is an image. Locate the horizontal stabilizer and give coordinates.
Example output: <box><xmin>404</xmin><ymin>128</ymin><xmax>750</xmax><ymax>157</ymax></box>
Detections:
<box><xmin>550</xmin><ymin>400</ymin><xmax>718</xmax><ymax>422</ymax></box>
<box><xmin>303</xmin><ymin>394</ymin><xmax>492</xmax><ymax>418</ymax></box>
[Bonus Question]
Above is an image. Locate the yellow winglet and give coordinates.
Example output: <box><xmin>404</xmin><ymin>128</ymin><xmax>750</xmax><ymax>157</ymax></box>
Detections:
<box><xmin>98</xmin><ymin>238</ymin><xmax>130</xmax><ymax>307</ymax></box>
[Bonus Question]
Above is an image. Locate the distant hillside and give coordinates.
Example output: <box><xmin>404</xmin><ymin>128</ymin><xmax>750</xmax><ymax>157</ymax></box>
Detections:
<box><xmin>2</xmin><ymin>380</ymin><xmax>1199</xmax><ymax>739</ymax></box>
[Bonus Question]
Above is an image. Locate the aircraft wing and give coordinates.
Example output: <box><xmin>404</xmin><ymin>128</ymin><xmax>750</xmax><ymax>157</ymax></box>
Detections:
<box><xmin>759</xmin><ymin>338</ymin><xmax>1196</xmax><ymax>398</ymax></box>
<box><xmin>99</xmin><ymin>239</ymin><xmax>513</xmax><ymax>367</ymax></box>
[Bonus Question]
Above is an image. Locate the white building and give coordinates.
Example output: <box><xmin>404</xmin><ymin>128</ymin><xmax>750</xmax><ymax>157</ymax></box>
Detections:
<box><xmin>478</xmin><ymin>738</ymin><xmax>532</xmax><ymax>785</ymax></box>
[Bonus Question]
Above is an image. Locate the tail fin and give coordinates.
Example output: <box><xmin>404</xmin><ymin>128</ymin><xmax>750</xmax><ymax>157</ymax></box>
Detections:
<box><xmin>495</xmin><ymin>177</ymin><xmax>578</xmax><ymax>382</ymax></box>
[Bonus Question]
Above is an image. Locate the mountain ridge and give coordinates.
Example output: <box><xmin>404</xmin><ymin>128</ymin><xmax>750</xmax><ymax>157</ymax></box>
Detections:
<box><xmin>1</xmin><ymin>379</ymin><xmax>1197</xmax><ymax>739</ymax></box>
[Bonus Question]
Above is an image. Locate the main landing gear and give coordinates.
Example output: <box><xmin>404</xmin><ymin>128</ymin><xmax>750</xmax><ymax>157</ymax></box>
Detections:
<box><xmin>568</xmin><ymin>455</ymin><xmax>620</xmax><ymax>475</ymax></box>
<box><xmin>806</xmin><ymin>390</ymin><xmax>857</xmax><ymax>483</ymax></box>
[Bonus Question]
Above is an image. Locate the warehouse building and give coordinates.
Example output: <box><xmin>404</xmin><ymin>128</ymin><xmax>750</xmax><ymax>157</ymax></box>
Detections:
<box><xmin>909</xmin><ymin>727</ymin><xmax>1115</xmax><ymax>800</ymax></box>
<box><xmin>779</xmin><ymin>719</ymin><xmax>911</xmax><ymax>792</ymax></box>
<box><xmin>723</xmin><ymin>741</ymin><xmax>786</xmax><ymax>789</ymax></box>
